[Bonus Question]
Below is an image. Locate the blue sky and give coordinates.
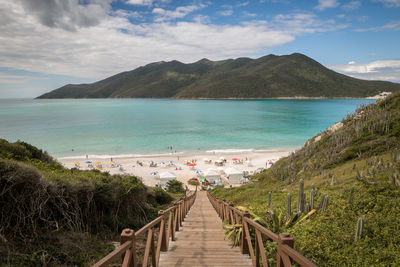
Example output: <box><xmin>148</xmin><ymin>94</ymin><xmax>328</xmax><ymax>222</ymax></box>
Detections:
<box><xmin>0</xmin><ymin>0</ymin><xmax>399</xmax><ymax>98</ymax></box>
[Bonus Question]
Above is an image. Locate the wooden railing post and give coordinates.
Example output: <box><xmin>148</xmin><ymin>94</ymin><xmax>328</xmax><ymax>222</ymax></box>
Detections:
<box><xmin>168</xmin><ymin>209</ymin><xmax>176</xmax><ymax>241</ymax></box>
<box><xmin>229</xmin><ymin>203</ymin><xmax>235</xmax><ymax>224</ymax></box>
<box><xmin>120</xmin><ymin>228</ymin><xmax>136</xmax><ymax>267</ymax></box>
<box><xmin>277</xmin><ymin>233</ymin><xmax>294</xmax><ymax>267</ymax></box>
<box><xmin>157</xmin><ymin>211</ymin><xmax>168</xmax><ymax>252</ymax></box>
<box><xmin>240</xmin><ymin>211</ymin><xmax>250</xmax><ymax>255</ymax></box>
<box><xmin>174</xmin><ymin>202</ymin><xmax>180</xmax><ymax>232</ymax></box>
<box><xmin>179</xmin><ymin>199</ymin><xmax>184</xmax><ymax>226</ymax></box>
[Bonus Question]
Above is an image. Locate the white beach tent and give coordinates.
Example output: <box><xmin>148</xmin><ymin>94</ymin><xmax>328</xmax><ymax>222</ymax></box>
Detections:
<box><xmin>158</xmin><ymin>171</ymin><xmax>177</xmax><ymax>187</ymax></box>
<box><xmin>204</xmin><ymin>169</ymin><xmax>221</xmax><ymax>184</ymax></box>
<box><xmin>225</xmin><ymin>167</ymin><xmax>242</xmax><ymax>184</ymax></box>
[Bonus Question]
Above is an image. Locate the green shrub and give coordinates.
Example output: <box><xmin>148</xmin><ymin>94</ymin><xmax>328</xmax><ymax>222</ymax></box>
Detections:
<box><xmin>0</xmin><ymin>139</ymin><xmax>176</xmax><ymax>265</ymax></box>
<box><xmin>166</xmin><ymin>179</ymin><xmax>185</xmax><ymax>195</ymax></box>
<box><xmin>153</xmin><ymin>187</ymin><xmax>174</xmax><ymax>205</ymax></box>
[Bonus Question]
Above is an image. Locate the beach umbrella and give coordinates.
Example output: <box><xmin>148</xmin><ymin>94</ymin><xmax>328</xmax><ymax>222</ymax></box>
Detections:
<box><xmin>168</xmin><ymin>160</ymin><xmax>174</xmax><ymax>164</ymax></box>
<box><xmin>195</xmin><ymin>170</ymin><xmax>202</xmax><ymax>174</ymax></box>
<box><xmin>96</xmin><ymin>161</ymin><xmax>101</xmax><ymax>165</ymax></box>
<box><xmin>85</xmin><ymin>161</ymin><xmax>92</xmax><ymax>164</ymax></box>
<box><xmin>232</xmin><ymin>158</ymin><xmax>238</xmax><ymax>161</ymax></box>
<box><xmin>219</xmin><ymin>157</ymin><xmax>225</xmax><ymax>160</ymax></box>
<box><xmin>188</xmin><ymin>163</ymin><xmax>196</xmax><ymax>166</ymax></box>
<box><xmin>74</xmin><ymin>162</ymin><xmax>80</xmax><ymax>164</ymax></box>
<box><xmin>198</xmin><ymin>177</ymin><xmax>206</xmax><ymax>181</ymax></box>
<box><xmin>150</xmin><ymin>171</ymin><xmax>158</xmax><ymax>175</ymax></box>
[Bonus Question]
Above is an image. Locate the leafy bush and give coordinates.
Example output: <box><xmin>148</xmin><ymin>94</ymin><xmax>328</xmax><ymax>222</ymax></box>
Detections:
<box><xmin>166</xmin><ymin>179</ymin><xmax>185</xmax><ymax>195</ymax></box>
<box><xmin>188</xmin><ymin>180</ymin><xmax>199</xmax><ymax>186</ymax></box>
<box><xmin>153</xmin><ymin>187</ymin><xmax>174</xmax><ymax>205</ymax></box>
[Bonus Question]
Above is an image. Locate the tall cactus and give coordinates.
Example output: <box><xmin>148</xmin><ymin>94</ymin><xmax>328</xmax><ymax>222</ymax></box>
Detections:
<box><xmin>319</xmin><ymin>194</ymin><xmax>326</xmax><ymax>210</ymax></box>
<box><xmin>267</xmin><ymin>191</ymin><xmax>271</xmax><ymax>208</ymax></box>
<box><xmin>348</xmin><ymin>188</ymin><xmax>354</xmax><ymax>205</ymax></box>
<box><xmin>322</xmin><ymin>195</ymin><xmax>329</xmax><ymax>212</ymax></box>
<box><xmin>355</xmin><ymin>217</ymin><xmax>364</xmax><ymax>241</ymax></box>
<box><xmin>287</xmin><ymin>193</ymin><xmax>292</xmax><ymax>217</ymax></box>
<box><xmin>310</xmin><ymin>189</ymin><xmax>315</xmax><ymax>210</ymax></box>
<box><xmin>298</xmin><ymin>179</ymin><xmax>305</xmax><ymax>214</ymax></box>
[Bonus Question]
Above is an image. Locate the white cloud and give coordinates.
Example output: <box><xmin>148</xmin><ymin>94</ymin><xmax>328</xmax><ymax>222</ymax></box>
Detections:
<box><xmin>0</xmin><ymin>73</ymin><xmax>48</xmax><ymax>84</ymax></box>
<box><xmin>355</xmin><ymin>20</ymin><xmax>400</xmax><ymax>32</ymax></box>
<box><xmin>272</xmin><ymin>13</ymin><xmax>348</xmax><ymax>34</ymax></box>
<box><xmin>193</xmin><ymin>14</ymin><xmax>210</xmax><ymax>24</ymax></box>
<box><xmin>112</xmin><ymin>9</ymin><xmax>144</xmax><ymax>19</ymax></box>
<box><xmin>0</xmin><ymin>1</ymin><xmax>349</xmax><ymax>82</ymax></box>
<box><xmin>152</xmin><ymin>4</ymin><xmax>206</xmax><ymax>21</ymax></box>
<box><xmin>375</xmin><ymin>0</ymin><xmax>400</xmax><ymax>7</ymax></box>
<box><xmin>218</xmin><ymin>9</ymin><xmax>233</xmax><ymax>16</ymax></box>
<box><xmin>342</xmin><ymin>1</ymin><xmax>361</xmax><ymax>10</ymax></box>
<box><xmin>329</xmin><ymin>59</ymin><xmax>400</xmax><ymax>82</ymax></box>
<box><xmin>243</xmin><ymin>11</ymin><xmax>257</xmax><ymax>17</ymax></box>
<box><xmin>315</xmin><ymin>0</ymin><xmax>340</xmax><ymax>11</ymax></box>
<box><xmin>126</xmin><ymin>0</ymin><xmax>154</xmax><ymax>6</ymax></box>
<box><xmin>236</xmin><ymin>1</ymin><xmax>250</xmax><ymax>7</ymax></box>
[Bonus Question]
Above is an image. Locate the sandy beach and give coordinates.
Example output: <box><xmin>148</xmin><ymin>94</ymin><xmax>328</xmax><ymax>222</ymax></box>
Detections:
<box><xmin>58</xmin><ymin>149</ymin><xmax>293</xmax><ymax>189</ymax></box>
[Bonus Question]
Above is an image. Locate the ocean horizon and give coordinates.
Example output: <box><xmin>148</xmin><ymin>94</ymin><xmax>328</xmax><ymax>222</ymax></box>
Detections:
<box><xmin>0</xmin><ymin>98</ymin><xmax>375</xmax><ymax>157</ymax></box>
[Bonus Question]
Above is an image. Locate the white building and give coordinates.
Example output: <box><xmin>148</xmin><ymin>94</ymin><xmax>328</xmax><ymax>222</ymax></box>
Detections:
<box><xmin>204</xmin><ymin>169</ymin><xmax>222</xmax><ymax>184</ymax></box>
<box><xmin>224</xmin><ymin>167</ymin><xmax>243</xmax><ymax>184</ymax></box>
<box><xmin>158</xmin><ymin>171</ymin><xmax>177</xmax><ymax>187</ymax></box>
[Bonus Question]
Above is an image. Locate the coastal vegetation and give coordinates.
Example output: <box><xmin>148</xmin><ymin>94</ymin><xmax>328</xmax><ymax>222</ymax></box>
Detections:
<box><xmin>212</xmin><ymin>91</ymin><xmax>400</xmax><ymax>265</ymax></box>
<box><xmin>37</xmin><ymin>53</ymin><xmax>400</xmax><ymax>99</ymax></box>
<box><xmin>0</xmin><ymin>139</ymin><xmax>175</xmax><ymax>266</ymax></box>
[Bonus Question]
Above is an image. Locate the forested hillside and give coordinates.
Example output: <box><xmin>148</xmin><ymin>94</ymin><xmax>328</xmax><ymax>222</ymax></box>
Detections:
<box><xmin>37</xmin><ymin>53</ymin><xmax>400</xmax><ymax>99</ymax></box>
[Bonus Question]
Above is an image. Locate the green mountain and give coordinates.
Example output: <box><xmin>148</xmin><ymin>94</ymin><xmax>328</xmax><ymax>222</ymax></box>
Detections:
<box><xmin>211</xmin><ymin>92</ymin><xmax>400</xmax><ymax>265</ymax></box>
<box><xmin>37</xmin><ymin>53</ymin><xmax>400</xmax><ymax>99</ymax></box>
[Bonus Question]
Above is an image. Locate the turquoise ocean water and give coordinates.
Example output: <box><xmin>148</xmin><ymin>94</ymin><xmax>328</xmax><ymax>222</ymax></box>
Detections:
<box><xmin>0</xmin><ymin>98</ymin><xmax>374</xmax><ymax>158</ymax></box>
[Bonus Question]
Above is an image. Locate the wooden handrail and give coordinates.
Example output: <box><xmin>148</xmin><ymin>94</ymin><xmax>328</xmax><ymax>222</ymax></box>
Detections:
<box><xmin>93</xmin><ymin>190</ymin><xmax>197</xmax><ymax>267</ymax></box>
<box><xmin>207</xmin><ymin>191</ymin><xmax>317</xmax><ymax>267</ymax></box>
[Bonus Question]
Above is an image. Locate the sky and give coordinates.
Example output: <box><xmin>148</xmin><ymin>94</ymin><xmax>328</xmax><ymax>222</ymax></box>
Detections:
<box><xmin>0</xmin><ymin>0</ymin><xmax>399</xmax><ymax>98</ymax></box>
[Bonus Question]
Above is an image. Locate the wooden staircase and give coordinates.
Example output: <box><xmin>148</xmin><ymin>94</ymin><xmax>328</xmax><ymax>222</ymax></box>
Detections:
<box><xmin>93</xmin><ymin>190</ymin><xmax>316</xmax><ymax>267</ymax></box>
<box><xmin>158</xmin><ymin>191</ymin><xmax>252</xmax><ymax>266</ymax></box>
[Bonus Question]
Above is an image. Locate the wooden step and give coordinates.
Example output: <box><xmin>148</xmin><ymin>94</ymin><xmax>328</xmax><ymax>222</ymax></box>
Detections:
<box><xmin>159</xmin><ymin>191</ymin><xmax>252</xmax><ymax>267</ymax></box>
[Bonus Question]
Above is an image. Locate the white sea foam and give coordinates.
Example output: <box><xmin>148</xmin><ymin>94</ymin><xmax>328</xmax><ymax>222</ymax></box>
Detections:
<box><xmin>206</xmin><ymin>148</ymin><xmax>255</xmax><ymax>154</ymax></box>
<box><xmin>58</xmin><ymin>152</ymin><xmax>184</xmax><ymax>160</ymax></box>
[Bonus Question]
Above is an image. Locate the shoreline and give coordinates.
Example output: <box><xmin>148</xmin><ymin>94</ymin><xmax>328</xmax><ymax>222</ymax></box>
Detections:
<box><xmin>58</xmin><ymin>148</ymin><xmax>294</xmax><ymax>189</ymax></box>
<box><xmin>57</xmin><ymin>148</ymin><xmax>295</xmax><ymax>160</ymax></box>
<box><xmin>35</xmin><ymin>96</ymin><xmax>381</xmax><ymax>100</ymax></box>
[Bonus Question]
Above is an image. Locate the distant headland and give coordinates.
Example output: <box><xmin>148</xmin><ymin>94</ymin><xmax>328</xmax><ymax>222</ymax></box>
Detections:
<box><xmin>37</xmin><ymin>53</ymin><xmax>400</xmax><ymax>99</ymax></box>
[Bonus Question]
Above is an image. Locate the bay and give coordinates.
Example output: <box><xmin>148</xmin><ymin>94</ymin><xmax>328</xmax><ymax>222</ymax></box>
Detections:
<box><xmin>0</xmin><ymin>98</ymin><xmax>375</xmax><ymax>157</ymax></box>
